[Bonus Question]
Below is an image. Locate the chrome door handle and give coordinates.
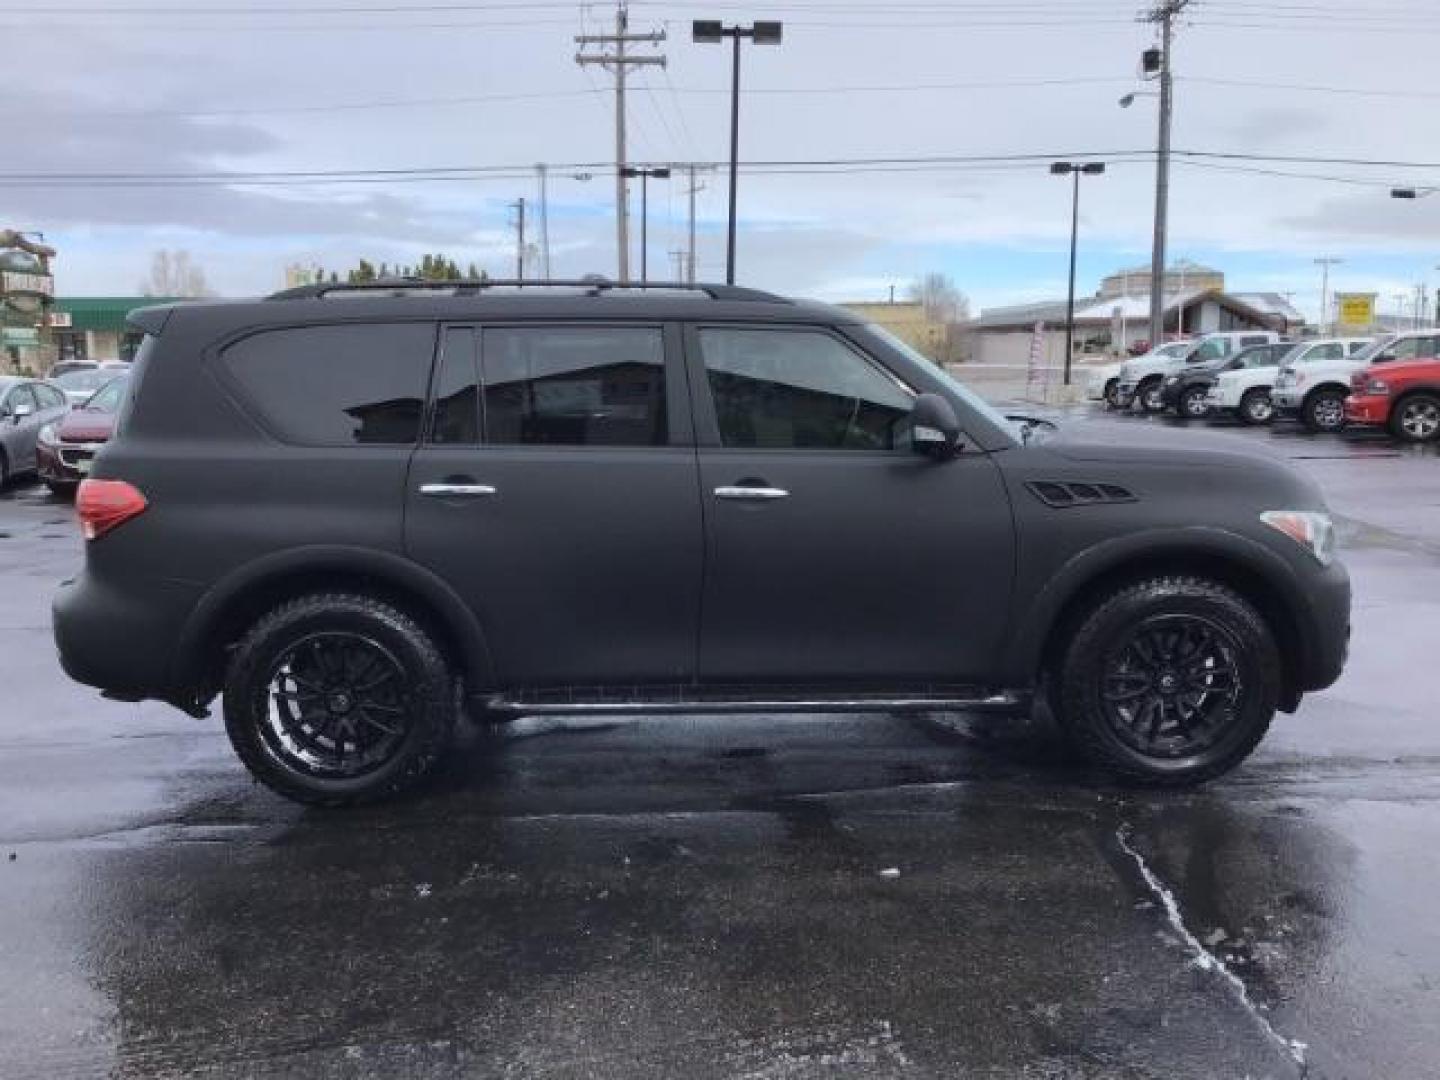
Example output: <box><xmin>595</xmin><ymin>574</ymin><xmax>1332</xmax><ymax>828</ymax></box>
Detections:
<box><xmin>714</xmin><ymin>485</ymin><xmax>789</xmax><ymax>501</ymax></box>
<box><xmin>419</xmin><ymin>483</ymin><xmax>497</xmax><ymax>498</ymax></box>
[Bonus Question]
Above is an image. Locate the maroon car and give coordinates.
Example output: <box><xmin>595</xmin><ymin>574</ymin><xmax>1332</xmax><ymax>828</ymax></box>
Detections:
<box><xmin>36</xmin><ymin>374</ymin><xmax>129</xmax><ymax>495</ymax></box>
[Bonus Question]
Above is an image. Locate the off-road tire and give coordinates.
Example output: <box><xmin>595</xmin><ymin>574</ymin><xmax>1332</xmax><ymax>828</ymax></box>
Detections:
<box><xmin>1390</xmin><ymin>392</ymin><xmax>1440</xmax><ymax>444</ymax></box>
<box><xmin>224</xmin><ymin>593</ymin><xmax>457</xmax><ymax>806</ymax></box>
<box><xmin>1238</xmin><ymin>388</ymin><xmax>1273</xmax><ymax>425</ymax></box>
<box><xmin>1055</xmin><ymin>576</ymin><xmax>1280</xmax><ymax>787</ymax></box>
<box><xmin>1302</xmin><ymin>388</ymin><xmax>1347</xmax><ymax>433</ymax></box>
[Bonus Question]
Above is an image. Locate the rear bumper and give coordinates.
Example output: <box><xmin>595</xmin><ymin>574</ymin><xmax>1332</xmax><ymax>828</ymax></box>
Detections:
<box><xmin>53</xmin><ymin>571</ymin><xmax>202</xmax><ymax>703</ymax></box>
<box><xmin>1344</xmin><ymin>394</ymin><xmax>1389</xmax><ymax>426</ymax></box>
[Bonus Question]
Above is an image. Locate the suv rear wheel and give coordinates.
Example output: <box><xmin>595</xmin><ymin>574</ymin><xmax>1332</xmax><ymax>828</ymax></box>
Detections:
<box><xmin>1390</xmin><ymin>393</ymin><xmax>1440</xmax><ymax>443</ymax></box>
<box><xmin>223</xmin><ymin>593</ymin><xmax>457</xmax><ymax>805</ymax></box>
<box><xmin>1055</xmin><ymin>576</ymin><xmax>1280</xmax><ymax>786</ymax></box>
<box><xmin>1302</xmin><ymin>388</ymin><xmax>1347</xmax><ymax>433</ymax></box>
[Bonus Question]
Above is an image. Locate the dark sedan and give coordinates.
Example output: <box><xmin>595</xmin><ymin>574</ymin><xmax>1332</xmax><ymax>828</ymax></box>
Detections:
<box><xmin>1159</xmin><ymin>341</ymin><xmax>1294</xmax><ymax>418</ymax></box>
<box><xmin>36</xmin><ymin>373</ymin><xmax>129</xmax><ymax>495</ymax></box>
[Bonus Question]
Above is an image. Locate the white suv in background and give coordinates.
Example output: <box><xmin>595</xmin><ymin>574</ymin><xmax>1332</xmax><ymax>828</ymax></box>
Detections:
<box><xmin>1117</xmin><ymin>330</ymin><xmax>1282</xmax><ymax>412</ymax></box>
<box><xmin>1273</xmin><ymin>331</ymin><xmax>1440</xmax><ymax>432</ymax></box>
<box><xmin>1084</xmin><ymin>341</ymin><xmax>1190</xmax><ymax>408</ymax></box>
<box><xmin>1208</xmin><ymin>338</ymin><xmax>1372</xmax><ymax>425</ymax></box>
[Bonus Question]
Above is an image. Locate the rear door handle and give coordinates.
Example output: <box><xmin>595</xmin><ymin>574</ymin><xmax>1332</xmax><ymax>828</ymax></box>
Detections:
<box><xmin>419</xmin><ymin>483</ymin><xmax>497</xmax><ymax>498</ymax></box>
<box><xmin>714</xmin><ymin>485</ymin><xmax>789</xmax><ymax>501</ymax></box>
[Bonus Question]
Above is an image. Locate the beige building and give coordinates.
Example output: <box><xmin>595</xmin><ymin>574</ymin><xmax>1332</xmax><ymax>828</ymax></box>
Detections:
<box><xmin>1098</xmin><ymin>260</ymin><xmax>1224</xmax><ymax>301</ymax></box>
<box><xmin>839</xmin><ymin>301</ymin><xmax>949</xmax><ymax>360</ymax></box>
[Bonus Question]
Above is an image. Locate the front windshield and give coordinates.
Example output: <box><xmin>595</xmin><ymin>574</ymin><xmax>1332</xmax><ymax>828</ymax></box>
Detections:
<box><xmin>1348</xmin><ymin>336</ymin><xmax>1394</xmax><ymax>365</ymax></box>
<box><xmin>864</xmin><ymin>322</ymin><xmax>1015</xmax><ymax>435</ymax></box>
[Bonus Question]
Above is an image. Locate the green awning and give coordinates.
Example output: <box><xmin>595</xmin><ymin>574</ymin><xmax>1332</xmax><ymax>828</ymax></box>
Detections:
<box><xmin>52</xmin><ymin>297</ymin><xmax>182</xmax><ymax>333</ymax></box>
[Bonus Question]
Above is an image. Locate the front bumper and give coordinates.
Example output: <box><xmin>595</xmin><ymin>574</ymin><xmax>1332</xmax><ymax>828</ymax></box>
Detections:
<box><xmin>1345</xmin><ymin>394</ymin><xmax>1389</xmax><ymax>426</ymax></box>
<box><xmin>35</xmin><ymin>442</ymin><xmax>91</xmax><ymax>485</ymax></box>
<box><xmin>1294</xmin><ymin>558</ymin><xmax>1352</xmax><ymax>694</ymax></box>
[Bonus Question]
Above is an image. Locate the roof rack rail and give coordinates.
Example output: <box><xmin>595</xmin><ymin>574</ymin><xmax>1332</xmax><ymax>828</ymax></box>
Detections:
<box><xmin>267</xmin><ymin>277</ymin><xmax>788</xmax><ymax>304</ymax></box>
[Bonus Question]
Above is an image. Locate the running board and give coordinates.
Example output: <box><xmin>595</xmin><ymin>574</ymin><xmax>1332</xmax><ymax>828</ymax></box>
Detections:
<box><xmin>478</xmin><ymin>685</ymin><xmax>1028</xmax><ymax>718</ymax></box>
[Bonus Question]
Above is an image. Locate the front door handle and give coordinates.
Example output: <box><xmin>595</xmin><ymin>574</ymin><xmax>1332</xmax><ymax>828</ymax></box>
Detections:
<box><xmin>419</xmin><ymin>482</ymin><xmax>498</xmax><ymax>498</ymax></box>
<box><xmin>714</xmin><ymin>485</ymin><xmax>789</xmax><ymax>501</ymax></box>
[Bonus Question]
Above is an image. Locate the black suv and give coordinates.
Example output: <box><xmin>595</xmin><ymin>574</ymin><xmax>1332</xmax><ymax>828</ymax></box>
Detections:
<box><xmin>53</xmin><ymin>281</ymin><xmax>1351</xmax><ymax>804</ymax></box>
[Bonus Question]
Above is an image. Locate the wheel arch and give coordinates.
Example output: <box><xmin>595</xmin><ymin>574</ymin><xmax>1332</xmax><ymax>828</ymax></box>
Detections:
<box><xmin>171</xmin><ymin>545</ymin><xmax>497</xmax><ymax>706</ymax></box>
<box><xmin>1009</xmin><ymin>529</ymin><xmax>1311</xmax><ymax>712</ymax></box>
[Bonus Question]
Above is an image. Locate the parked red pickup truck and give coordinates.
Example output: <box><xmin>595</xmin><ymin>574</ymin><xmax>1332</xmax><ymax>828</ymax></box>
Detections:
<box><xmin>1346</xmin><ymin>342</ymin><xmax>1440</xmax><ymax>443</ymax></box>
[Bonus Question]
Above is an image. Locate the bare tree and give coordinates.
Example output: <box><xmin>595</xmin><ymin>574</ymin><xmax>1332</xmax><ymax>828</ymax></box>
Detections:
<box><xmin>140</xmin><ymin>250</ymin><xmax>213</xmax><ymax>298</ymax></box>
<box><xmin>907</xmin><ymin>272</ymin><xmax>971</xmax><ymax>324</ymax></box>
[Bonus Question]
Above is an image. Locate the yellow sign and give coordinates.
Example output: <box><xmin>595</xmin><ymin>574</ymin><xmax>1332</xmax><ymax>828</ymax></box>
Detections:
<box><xmin>1336</xmin><ymin>293</ymin><xmax>1376</xmax><ymax>327</ymax></box>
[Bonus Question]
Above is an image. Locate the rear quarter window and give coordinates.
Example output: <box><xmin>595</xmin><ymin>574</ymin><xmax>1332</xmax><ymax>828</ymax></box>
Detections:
<box><xmin>219</xmin><ymin>322</ymin><xmax>434</xmax><ymax>446</ymax></box>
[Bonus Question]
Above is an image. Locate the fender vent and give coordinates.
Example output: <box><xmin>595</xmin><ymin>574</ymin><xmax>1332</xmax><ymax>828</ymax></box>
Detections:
<box><xmin>1027</xmin><ymin>481</ymin><xmax>1136</xmax><ymax>508</ymax></box>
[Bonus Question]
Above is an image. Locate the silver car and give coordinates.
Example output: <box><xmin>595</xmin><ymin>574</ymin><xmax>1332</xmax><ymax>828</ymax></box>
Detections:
<box><xmin>0</xmin><ymin>376</ymin><xmax>71</xmax><ymax>487</ymax></box>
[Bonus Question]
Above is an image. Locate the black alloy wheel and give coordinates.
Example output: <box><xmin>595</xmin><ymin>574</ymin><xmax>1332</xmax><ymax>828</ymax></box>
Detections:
<box><xmin>1099</xmin><ymin>615</ymin><xmax>1242</xmax><ymax>761</ymax></box>
<box><xmin>1055</xmin><ymin>576</ymin><xmax>1281</xmax><ymax>786</ymax></box>
<box><xmin>260</xmin><ymin>632</ymin><xmax>411</xmax><ymax>780</ymax></box>
<box><xmin>224</xmin><ymin>593</ymin><xmax>456</xmax><ymax>805</ymax></box>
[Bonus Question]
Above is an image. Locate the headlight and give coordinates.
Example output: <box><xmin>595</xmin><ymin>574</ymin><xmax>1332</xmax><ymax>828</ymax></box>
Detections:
<box><xmin>37</xmin><ymin>423</ymin><xmax>57</xmax><ymax>446</ymax></box>
<box><xmin>1261</xmin><ymin>510</ymin><xmax>1336</xmax><ymax>567</ymax></box>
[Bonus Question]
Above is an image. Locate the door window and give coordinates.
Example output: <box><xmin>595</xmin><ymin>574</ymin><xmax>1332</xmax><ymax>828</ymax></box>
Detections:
<box><xmin>481</xmin><ymin>326</ymin><xmax>667</xmax><ymax>447</ymax></box>
<box><xmin>219</xmin><ymin>322</ymin><xmax>433</xmax><ymax>446</ymax></box>
<box><xmin>698</xmin><ymin>327</ymin><xmax>914</xmax><ymax>450</ymax></box>
<box><xmin>428</xmin><ymin>327</ymin><xmax>480</xmax><ymax>444</ymax></box>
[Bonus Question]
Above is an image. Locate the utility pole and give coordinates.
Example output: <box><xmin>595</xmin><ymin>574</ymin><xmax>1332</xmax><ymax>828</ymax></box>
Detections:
<box><xmin>576</xmin><ymin>2</ymin><xmax>666</xmax><ymax>283</ymax></box>
<box><xmin>679</xmin><ymin>163</ymin><xmax>712</xmax><ymax>284</ymax></box>
<box><xmin>1315</xmin><ymin>257</ymin><xmax>1341</xmax><ymax>334</ymax></box>
<box><xmin>670</xmin><ymin>249</ymin><xmax>687</xmax><ymax>281</ymax></box>
<box><xmin>535</xmin><ymin>164</ymin><xmax>551</xmax><ymax>280</ymax></box>
<box><xmin>1140</xmin><ymin>0</ymin><xmax>1190</xmax><ymax>349</ymax></box>
<box><xmin>510</xmin><ymin>197</ymin><xmax>526</xmax><ymax>279</ymax></box>
<box><xmin>1051</xmin><ymin>161</ymin><xmax>1107</xmax><ymax>387</ymax></box>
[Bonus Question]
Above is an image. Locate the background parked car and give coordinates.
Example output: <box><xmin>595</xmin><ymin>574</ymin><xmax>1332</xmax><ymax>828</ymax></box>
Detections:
<box><xmin>1272</xmin><ymin>333</ymin><xmax>1432</xmax><ymax>433</ymax></box>
<box><xmin>52</xmin><ymin>367</ymin><xmax>121</xmax><ymax>406</ymax></box>
<box><xmin>1085</xmin><ymin>341</ymin><xmax>1190</xmax><ymax>408</ymax></box>
<box><xmin>1346</xmin><ymin>345</ymin><xmax>1440</xmax><ymax>443</ymax></box>
<box><xmin>1207</xmin><ymin>338</ymin><xmax>1372</xmax><ymax>425</ymax></box>
<box><xmin>1117</xmin><ymin>330</ymin><xmax>1282</xmax><ymax>412</ymax></box>
<box><xmin>0</xmin><ymin>377</ymin><xmax>71</xmax><ymax>487</ymax></box>
<box><xmin>1158</xmin><ymin>340</ymin><xmax>1295</xmax><ymax>418</ymax></box>
<box><xmin>36</xmin><ymin>373</ymin><xmax>130</xmax><ymax>495</ymax></box>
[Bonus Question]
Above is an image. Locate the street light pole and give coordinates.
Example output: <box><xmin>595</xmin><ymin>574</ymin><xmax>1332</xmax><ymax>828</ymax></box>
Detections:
<box><xmin>620</xmin><ymin>166</ymin><xmax>670</xmax><ymax>282</ymax></box>
<box><xmin>693</xmin><ymin>19</ymin><xmax>783</xmax><ymax>284</ymax></box>
<box><xmin>1051</xmin><ymin>161</ymin><xmax>1106</xmax><ymax>387</ymax></box>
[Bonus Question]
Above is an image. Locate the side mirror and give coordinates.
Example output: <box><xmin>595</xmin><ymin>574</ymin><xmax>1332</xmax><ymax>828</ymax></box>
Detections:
<box><xmin>910</xmin><ymin>393</ymin><xmax>962</xmax><ymax>459</ymax></box>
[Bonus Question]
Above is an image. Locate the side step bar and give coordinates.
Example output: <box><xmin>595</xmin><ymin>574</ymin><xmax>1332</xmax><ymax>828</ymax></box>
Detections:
<box><xmin>478</xmin><ymin>686</ymin><xmax>1028</xmax><ymax>718</ymax></box>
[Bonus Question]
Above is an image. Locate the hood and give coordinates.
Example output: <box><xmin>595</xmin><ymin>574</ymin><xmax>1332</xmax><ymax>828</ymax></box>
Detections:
<box><xmin>1039</xmin><ymin>416</ymin><xmax>1288</xmax><ymax>467</ymax></box>
<box><xmin>55</xmin><ymin>407</ymin><xmax>118</xmax><ymax>443</ymax></box>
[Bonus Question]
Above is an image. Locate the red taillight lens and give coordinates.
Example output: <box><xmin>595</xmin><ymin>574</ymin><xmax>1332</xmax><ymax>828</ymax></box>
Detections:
<box><xmin>76</xmin><ymin>479</ymin><xmax>148</xmax><ymax>541</ymax></box>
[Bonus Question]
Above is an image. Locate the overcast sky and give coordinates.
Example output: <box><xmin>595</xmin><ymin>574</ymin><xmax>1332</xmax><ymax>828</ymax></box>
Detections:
<box><xmin>11</xmin><ymin>0</ymin><xmax>1440</xmax><ymax>320</ymax></box>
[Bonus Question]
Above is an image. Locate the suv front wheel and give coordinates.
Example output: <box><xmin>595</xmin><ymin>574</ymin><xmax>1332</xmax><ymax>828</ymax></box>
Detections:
<box><xmin>1055</xmin><ymin>576</ymin><xmax>1280</xmax><ymax>786</ymax></box>
<box><xmin>223</xmin><ymin>593</ymin><xmax>457</xmax><ymax>805</ymax></box>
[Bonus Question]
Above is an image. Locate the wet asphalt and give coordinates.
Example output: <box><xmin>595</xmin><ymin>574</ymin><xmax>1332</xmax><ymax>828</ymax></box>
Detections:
<box><xmin>2</xmin><ymin>414</ymin><xmax>1439</xmax><ymax>1079</ymax></box>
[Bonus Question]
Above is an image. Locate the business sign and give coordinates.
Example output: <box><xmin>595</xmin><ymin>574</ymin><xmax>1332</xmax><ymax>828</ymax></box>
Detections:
<box><xmin>1</xmin><ymin>328</ymin><xmax>40</xmax><ymax>347</ymax></box>
<box><xmin>47</xmin><ymin>310</ymin><xmax>72</xmax><ymax>328</ymax></box>
<box><xmin>0</xmin><ymin>271</ymin><xmax>54</xmax><ymax>298</ymax></box>
<box><xmin>1336</xmin><ymin>292</ymin><xmax>1376</xmax><ymax>327</ymax></box>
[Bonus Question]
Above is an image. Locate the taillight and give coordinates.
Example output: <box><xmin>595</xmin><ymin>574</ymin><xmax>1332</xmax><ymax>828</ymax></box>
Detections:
<box><xmin>76</xmin><ymin>479</ymin><xmax>148</xmax><ymax>541</ymax></box>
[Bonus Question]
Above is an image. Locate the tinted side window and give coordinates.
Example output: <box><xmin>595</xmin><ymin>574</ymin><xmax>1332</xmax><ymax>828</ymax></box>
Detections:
<box><xmin>698</xmin><ymin>327</ymin><xmax>914</xmax><ymax>450</ymax></box>
<box><xmin>1240</xmin><ymin>335</ymin><xmax>1270</xmax><ymax>347</ymax></box>
<box><xmin>220</xmin><ymin>323</ymin><xmax>432</xmax><ymax>446</ymax></box>
<box><xmin>429</xmin><ymin>327</ymin><xmax>479</xmax><ymax>444</ymax></box>
<box><xmin>1388</xmin><ymin>338</ymin><xmax>1421</xmax><ymax>361</ymax></box>
<box><xmin>481</xmin><ymin>326</ymin><xmax>666</xmax><ymax>447</ymax></box>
